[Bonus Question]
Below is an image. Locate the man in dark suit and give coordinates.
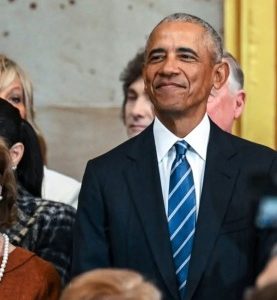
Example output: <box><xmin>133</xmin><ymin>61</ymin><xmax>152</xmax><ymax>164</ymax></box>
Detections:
<box><xmin>72</xmin><ymin>13</ymin><xmax>277</xmax><ymax>300</ymax></box>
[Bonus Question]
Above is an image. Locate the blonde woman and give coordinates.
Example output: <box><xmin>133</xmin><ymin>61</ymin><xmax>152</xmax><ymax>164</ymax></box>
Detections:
<box><xmin>0</xmin><ymin>54</ymin><xmax>80</xmax><ymax>208</ymax></box>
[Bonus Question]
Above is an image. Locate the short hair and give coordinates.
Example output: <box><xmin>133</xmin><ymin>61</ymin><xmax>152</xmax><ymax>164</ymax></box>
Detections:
<box><xmin>0</xmin><ymin>138</ymin><xmax>17</xmax><ymax>228</ymax></box>
<box><xmin>60</xmin><ymin>268</ymin><xmax>162</xmax><ymax>300</ymax></box>
<box><xmin>0</xmin><ymin>54</ymin><xmax>47</xmax><ymax>163</ymax></box>
<box><xmin>146</xmin><ymin>12</ymin><xmax>223</xmax><ymax>64</ymax></box>
<box><xmin>119</xmin><ymin>49</ymin><xmax>145</xmax><ymax>120</ymax></box>
<box><xmin>223</xmin><ymin>51</ymin><xmax>244</xmax><ymax>91</ymax></box>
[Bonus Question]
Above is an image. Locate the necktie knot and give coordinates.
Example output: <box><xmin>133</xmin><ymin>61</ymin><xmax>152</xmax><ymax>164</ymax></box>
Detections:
<box><xmin>174</xmin><ymin>141</ymin><xmax>188</xmax><ymax>159</ymax></box>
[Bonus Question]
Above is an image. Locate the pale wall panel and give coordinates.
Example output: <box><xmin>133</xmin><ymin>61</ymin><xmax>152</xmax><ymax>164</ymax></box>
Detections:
<box><xmin>0</xmin><ymin>0</ymin><xmax>222</xmax><ymax>180</ymax></box>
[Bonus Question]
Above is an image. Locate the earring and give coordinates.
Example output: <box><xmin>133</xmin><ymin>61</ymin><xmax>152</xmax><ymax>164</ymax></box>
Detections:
<box><xmin>0</xmin><ymin>184</ymin><xmax>2</xmax><ymax>201</ymax></box>
<box><xmin>12</xmin><ymin>165</ymin><xmax>17</xmax><ymax>171</ymax></box>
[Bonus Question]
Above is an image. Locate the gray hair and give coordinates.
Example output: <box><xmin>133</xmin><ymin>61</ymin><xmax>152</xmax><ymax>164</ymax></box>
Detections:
<box><xmin>223</xmin><ymin>51</ymin><xmax>244</xmax><ymax>91</ymax></box>
<box><xmin>146</xmin><ymin>13</ymin><xmax>223</xmax><ymax>64</ymax></box>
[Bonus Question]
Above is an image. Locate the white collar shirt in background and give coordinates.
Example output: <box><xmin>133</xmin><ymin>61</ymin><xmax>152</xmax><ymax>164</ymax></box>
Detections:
<box><xmin>153</xmin><ymin>114</ymin><xmax>210</xmax><ymax>216</ymax></box>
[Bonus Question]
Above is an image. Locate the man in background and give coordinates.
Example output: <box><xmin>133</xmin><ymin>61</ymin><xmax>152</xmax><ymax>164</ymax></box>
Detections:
<box><xmin>207</xmin><ymin>51</ymin><xmax>246</xmax><ymax>133</ymax></box>
<box><xmin>120</xmin><ymin>50</ymin><xmax>154</xmax><ymax>138</ymax></box>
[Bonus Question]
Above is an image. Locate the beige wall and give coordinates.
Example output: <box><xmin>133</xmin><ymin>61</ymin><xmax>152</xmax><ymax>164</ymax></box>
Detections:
<box><xmin>37</xmin><ymin>106</ymin><xmax>126</xmax><ymax>181</ymax></box>
<box><xmin>0</xmin><ymin>0</ymin><xmax>223</xmax><ymax>181</ymax></box>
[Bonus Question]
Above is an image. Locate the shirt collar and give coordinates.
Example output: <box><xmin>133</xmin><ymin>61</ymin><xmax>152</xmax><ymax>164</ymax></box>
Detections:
<box><xmin>153</xmin><ymin>114</ymin><xmax>210</xmax><ymax>162</ymax></box>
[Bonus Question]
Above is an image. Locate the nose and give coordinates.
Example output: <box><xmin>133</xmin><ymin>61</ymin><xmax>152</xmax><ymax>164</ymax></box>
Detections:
<box><xmin>159</xmin><ymin>55</ymin><xmax>180</xmax><ymax>77</ymax></box>
<box><xmin>131</xmin><ymin>97</ymin><xmax>148</xmax><ymax>119</ymax></box>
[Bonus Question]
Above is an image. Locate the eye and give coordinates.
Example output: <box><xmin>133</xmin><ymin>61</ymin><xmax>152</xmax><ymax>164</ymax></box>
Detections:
<box><xmin>148</xmin><ymin>53</ymin><xmax>165</xmax><ymax>63</ymax></box>
<box><xmin>9</xmin><ymin>96</ymin><xmax>23</xmax><ymax>104</ymax></box>
<box><xmin>126</xmin><ymin>91</ymin><xmax>137</xmax><ymax>101</ymax></box>
<box><xmin>179</xmin><ymin>53</ymin><xmax>196</xmax><ymax>62</ymax></box>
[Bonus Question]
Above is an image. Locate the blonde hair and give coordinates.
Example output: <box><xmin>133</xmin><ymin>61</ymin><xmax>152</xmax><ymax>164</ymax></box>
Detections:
<box><xmin>0</xmin><ymin>55</ymin><xmax>35</xmax><ymax>124</ymax></box>
<box><xmin>0</xmin><ymin>54</ymin><xmax>47</xmax><ymax>162</ymax></box>
<box><xmin>60</xmin><ymin>269</ymin><xmax>162</xmax><ymax>300</ymax></box>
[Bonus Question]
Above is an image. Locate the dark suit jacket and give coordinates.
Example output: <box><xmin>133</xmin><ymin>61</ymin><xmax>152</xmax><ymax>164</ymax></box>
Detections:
<box><xmin>72</xmin><ymin>121</ymin><xmax>277</xmax><ymax>300</ymax></box>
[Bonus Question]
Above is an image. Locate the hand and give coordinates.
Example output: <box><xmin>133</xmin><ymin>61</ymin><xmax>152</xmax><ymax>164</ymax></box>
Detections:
<box><xmin>256</xmin><ymin>256</ymin><xmax>277</xmax><ymax>288</ymax></box>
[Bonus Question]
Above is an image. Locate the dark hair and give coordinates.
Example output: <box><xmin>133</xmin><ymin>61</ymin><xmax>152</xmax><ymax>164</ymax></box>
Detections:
<box><xmin>146</xmin><ymin>12</ymin><xmax>223</xmax><ymax>64</ymax></box>
<box><xmin>223</xmin><ymin>51</ymin><xmax>244</xmax><ymax>90</ymax></box>
<box><xmin>119</xmin><ymin>49</ymin><xmax>145</xmax><ymax>121</ymax></box>
<box><xmin>0</xmin><ymin>99</ymin><xmax>43</xmax><ymax>197</ymax></box>
<box><xmin>0</xmin><ymin>138</ymin><xmax>17</xmax><ymax>228</ymax></box>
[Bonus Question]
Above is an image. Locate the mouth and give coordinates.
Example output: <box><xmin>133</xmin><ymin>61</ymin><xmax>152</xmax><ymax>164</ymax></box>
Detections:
<box><xmin>129</xmin><ymin>124</ymin><xmax>147</xmax><ymax>130</ymax></box>
<box><xmin>155</xmin><ymin>81</ymin><xmax>185</xmax><ymax>90</ymax></box>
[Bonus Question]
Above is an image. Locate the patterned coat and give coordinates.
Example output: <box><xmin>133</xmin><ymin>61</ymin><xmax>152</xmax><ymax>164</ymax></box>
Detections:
<box><xmin>4</xmin><ymin>185</ymin><xmax>76</xmax><ymax>285</ymax></box>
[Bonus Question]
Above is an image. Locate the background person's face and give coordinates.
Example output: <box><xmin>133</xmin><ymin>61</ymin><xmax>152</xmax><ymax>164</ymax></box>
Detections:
<box><xmin>207</xmin><ymin>81</ymin><xmax>237</xmax><ymax>133</ymax></box>
<box><xmin>0</xmin><ymin>77</ymin><xmax>26</xmax><ymax>119</ymax></box>
<box><xmin>143</xmin><ymin>21</ymin><xmax>216</xmax><ymax>121</ymax></box>
<box><xmin>124</xmin><ymin>77</ymin><xmax>154</xmax><ymax>138</ymax></box>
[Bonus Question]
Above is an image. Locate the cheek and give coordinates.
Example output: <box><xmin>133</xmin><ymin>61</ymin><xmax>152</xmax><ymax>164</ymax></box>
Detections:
<box><xmin>144</xmin><ymin>69</ymin><xmax>155</xmax><ymax>91</ymax></box>
<box><xmin>124</xmin><ymin>103</ymin><xmax>133</xmax><ymax>121</ymax></box>
<box><xmin>17</xmin><ymin>105</ymin><xmax>27</xmax><ymax>119</ymax></box>
<box><xmin>147</xmin><ymin>103</ymin><xmax>155</xmax><ymax>119</ymax></box>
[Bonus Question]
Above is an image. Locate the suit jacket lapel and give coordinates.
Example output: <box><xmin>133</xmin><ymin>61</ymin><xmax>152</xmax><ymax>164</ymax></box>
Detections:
<box><xmin>185</xmin><ymin>122</ymin><xmax>240</xmax><ymax>300</ymax></box>
<box><xmin>124</xmin><ymin>125</ymin><xmax>180</xmax><ymax>300</ymax></box>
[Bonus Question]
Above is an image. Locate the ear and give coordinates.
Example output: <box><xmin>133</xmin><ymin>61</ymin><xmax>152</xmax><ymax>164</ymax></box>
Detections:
<box><xmin>9</xmin><ymin>142</ymin><xmax>24</xmax><ymax>168</ymax></box>
<box><xmin>213</xmin><ymin>61</ymin><xmax>229</xmax><ymax>90</ymax></box>
<box><xmin>234</xmin><ymin>90</ymin><xmax>246</xmax><ymax>119</ymax></box>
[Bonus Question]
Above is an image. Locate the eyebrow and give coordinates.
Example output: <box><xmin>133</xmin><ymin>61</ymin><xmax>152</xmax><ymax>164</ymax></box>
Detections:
<box><xmin>147</xmin><ymin>47</ymin><xmax>199</xmax><ymax>58</ymax></box>
<box><xmin>177</xmin><ymin>47</ymin><xmax>199</xmax><ymax>58</ymax></box>
<box><xmin>127</xmin><ymin>88</ymin><xmax>137</xmax><ymax>95</ymax></box>
<box><xmin>147</xmin><ymin>48</ymin><xmax>165</xmax><ymax>58</ymax></box>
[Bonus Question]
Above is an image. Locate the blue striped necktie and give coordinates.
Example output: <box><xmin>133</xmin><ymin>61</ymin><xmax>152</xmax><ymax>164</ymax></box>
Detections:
<box><xmin>168</xmin><ymin>141</ymin><xmax>196</xmax><ymax>293</ymax></box>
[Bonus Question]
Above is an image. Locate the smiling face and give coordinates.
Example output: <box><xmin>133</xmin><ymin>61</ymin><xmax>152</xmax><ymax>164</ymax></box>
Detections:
<box><xmin>143</xmin><ymin>21</ymin><xmax>221</xmax><ymax>127</ymax></box>
<box><xmin>124</xmin><ymin>77</ymin><xmax>154</xmax><ymax>138</ymax></box>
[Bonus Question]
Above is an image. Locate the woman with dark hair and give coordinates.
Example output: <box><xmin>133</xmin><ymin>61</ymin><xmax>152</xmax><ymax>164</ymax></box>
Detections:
<box><xmin>0</xmin><ymin>137</ymin><xmax>61</xmax><ymax>299</ymax></box>
<box><xmin>0</xmin><ymin>96</ymin><xmax>44</xmax><ymax>197</ymax></box>
<box><xmin>0</xmin><ymin>99</ymin><xmax>76</xmax><ymax>285</ymax></box>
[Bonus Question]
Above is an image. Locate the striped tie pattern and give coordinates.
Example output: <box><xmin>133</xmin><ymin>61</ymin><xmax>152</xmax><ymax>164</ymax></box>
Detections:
<box><xmin>168</xmin><ymin>141</ymin><xmax>196</xmax><ymax>293</ymax></box>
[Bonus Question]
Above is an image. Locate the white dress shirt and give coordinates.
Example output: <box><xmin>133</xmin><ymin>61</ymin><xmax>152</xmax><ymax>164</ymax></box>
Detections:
<box><xmin>42</xmin><ymin>167</ymin><xmax>81</xmax><ymax>209</ymax></box>
<box><xmin>153</xmin><ymin>114</ymin><xmax>210</xmax><ymax>216</ymax></box>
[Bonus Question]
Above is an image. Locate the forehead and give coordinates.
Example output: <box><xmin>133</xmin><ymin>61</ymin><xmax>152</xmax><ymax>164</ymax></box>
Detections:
<box><xmin>146</xmin><ymin>21</ymin><xmax>206</xmax><ymax>53</ymax></box>
<box><xmin>128</xmin><ymin>77</ymin><xmax>144</xmax><ymax>90</ymax></box>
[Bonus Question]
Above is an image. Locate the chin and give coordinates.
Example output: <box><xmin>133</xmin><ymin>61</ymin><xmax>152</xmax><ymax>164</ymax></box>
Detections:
<box><xmin>128</xmin><ymin>129</ymin><xmax>140</xmax><ymax>138</ymax></box>
<box><xmin>157</xmin><ymin>106</ymin><xmax>186</xmax><ymax>118</ymax></box>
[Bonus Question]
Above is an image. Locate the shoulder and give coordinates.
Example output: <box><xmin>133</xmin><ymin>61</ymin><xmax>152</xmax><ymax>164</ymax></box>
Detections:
<box><xmin>7</xmin><ymin>247</ymin><xmax>59</xmax><ymax>277</ymax></box>
<box><xmin>10</xmin><ymin>247</ymin><xmax>61</xmax><ymax>294</ymax></box>
<box><xmin>42</xmin><ymin>167</ymin><xmax>81</xmax><ymax>206</ymax></box>
<box><xmin>86</xmin><ymin>125</ymin><xmax>154</xmax><ymax>172</ymax></box>
<box><xmin>17</xmin><ymin>188</ymin><xmax>76</xmax><ymax>223</ymax></box>
<box><xmin>43</xmin><ymin>167</ymin><xmax>80</xmax><ymax>188</ymax></box>
<box><xmin>210</xmin><ymin>121</ymin><xmax>277</xmax><ymax>157</ymax></box>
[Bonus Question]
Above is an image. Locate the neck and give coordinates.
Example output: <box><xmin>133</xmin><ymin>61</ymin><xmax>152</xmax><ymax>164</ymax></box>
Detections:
<box><xmin>157</xmin><ymin>111</ymin><xmax>206</xmax><ymax>138</ymax></box>
<box><xmin>0</xmin><ymin>233</ymin><xmax>14</xmax><ymax>256</ymax></box>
